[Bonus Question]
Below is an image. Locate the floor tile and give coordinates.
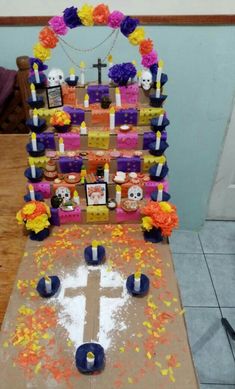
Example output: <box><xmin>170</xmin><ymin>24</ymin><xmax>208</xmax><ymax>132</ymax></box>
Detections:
<box><xmin>206</xmin><ymin>255</ymin><xmax>235</xmax><ymax>307</ymax></box>
<box><xmin>173</xmin><ymin>254</ymin><xmax>217</xmax><ymax>306</ymax></box>
<box><xmin>185</xmin><ymin>307</ymin><xmax>235</xmax><ymax>384</ymax></box>
<box><xmin>221</xmin><ymin>308</ymin><xmax>235</xmax><ymax>358</ymax></box>
<box><xmin>199</xmin><ymin>221</ymin><xmax>235</xmax><ymax>254</ymax></box>
<box><xmin>170</xmin><ymin>230</ymin><xmax>202</xmax><ymax>253</ymax></box>
<box><xmin>200</xmin><ymin>385</ymin><xmax>235</xmax><ymax>389</ymax></box>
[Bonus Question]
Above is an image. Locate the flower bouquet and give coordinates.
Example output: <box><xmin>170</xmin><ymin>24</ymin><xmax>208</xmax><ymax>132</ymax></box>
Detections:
<box><xmin>50</xmin><ymin>111</ymin><xmax>71</xmax><ymax>132</ymax></box>
<box><xmin>108</xmin><ymin>62</ymin><xmax>136</xmax><ymax>86</ymax></box>
<box><xmin>16</xmin><ymin>201</ymin><xmax>51</xmax><ymax>241</ymax></box>
<box><xmin>141</xmin><ymin>201</ymin><xmax>179</xmax><ymax>243</ymax></box>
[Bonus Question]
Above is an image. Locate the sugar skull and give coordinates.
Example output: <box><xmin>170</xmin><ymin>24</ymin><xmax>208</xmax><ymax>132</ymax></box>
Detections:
<box><xmin>48</xmin><ymin>68</ymin><xmax>64</xmax><ymax>86</ymax></box>
<box><xmin>55</xmin><ymin>187</ymin><xmax>71</xmax><ymax>204</ymax></box>
<box><xmin>128</xmin><ymin>185</ymin><xmax>143</xmax><ymax>201</ymax></box>
<box><xmin>141</xmin><ymin>69</ymin><xmax>153</xmax><ymax>91</ymax></box>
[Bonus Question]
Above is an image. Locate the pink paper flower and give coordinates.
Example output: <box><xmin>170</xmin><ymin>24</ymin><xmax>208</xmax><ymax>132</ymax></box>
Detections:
<box><xmin>141</xmin><ymin>50</ymin><xmax>158</xmax><ymax>68</ymax></box>
<box><xmin>49</xmin><ymin>16</ymin><xmax>68</xmax><ymax>35</ymax></box>
<box><xmin>108</xmin><ymin>10</ymin><xmax>124</xmax><ymax>29</ymax></box>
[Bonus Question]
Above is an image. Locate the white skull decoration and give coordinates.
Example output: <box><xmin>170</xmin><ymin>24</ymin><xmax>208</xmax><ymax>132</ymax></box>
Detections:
<box><xmin>141</xmin><ymin>69</ymin><xmax>153</xmax><ymax>91</ymax></box>
<box><xmin>128</xmin><ymin>185</ymin><xmax>143</xmax><ymax>201</ymax></box>
<box><xmin>55</xmin><ymin>187</ymin><xmax>71</xmax><ymax>204</ymax></box>
<box><xmin>48</xmin><ymin>68</ymin><xmax>64</xmax><ymax>87</ymax></box>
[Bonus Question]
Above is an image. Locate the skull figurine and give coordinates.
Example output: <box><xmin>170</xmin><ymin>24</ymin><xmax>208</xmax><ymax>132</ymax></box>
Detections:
<box><xmin>48</xmin><ymin>68</ymin><xmax>64</xmax><ymax>87</ymax></box>
<box><xmin>55</xmin><ymin>187</ymin><xmax>71</xmax><ymax>204</ymax></box>
<box><xmin>141</xmin><ymin>69</ymin><xmax>153</xmax><ymax>91</ymax></box>
<box><xmin>128</xmin><ymin>185</ymin><xmax>143</xmax><ymax>201</ymax></box>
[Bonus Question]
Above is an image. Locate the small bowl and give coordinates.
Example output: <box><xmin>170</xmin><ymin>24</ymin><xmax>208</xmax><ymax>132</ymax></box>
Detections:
<box><xmin>84</xmin><ymin>245</ymin><xmax>106</xmax><ymax>266</ymax></box>
<box><xmin>26</xmin><ymin>118</ymin><xmax>46</xmax><ymax>133</ymax></box>
<box><xmin>26</xmin><ymin>142</ymin><xmax>45</xmax><ymax>157</ymax></box>
<box><xmin>149</xmin><ymin>94</ymin><xmax>167</xmax><ymax>108</ymax></box>
<box><xmin>36</xmin><ymin>276</ymin><xmax>61</xmax><ymax>298</ymax></box>
<box><xmin>126</xmin><ymin>274</ymin><xmax>150</xmax><ymax>297</ymax></box>
<box><xmin>107</xmin><ymin>199</ymin><xmax>117</xmax><ymax>210</ymax></box>
<box><xmin>65</xmin><ymin>76</ymin><xmax>79</xmax><ymax>87</ymax></box>
<box><xmin>24</xmin><ymin>167</ymin><xmax>44</xmax><ymax>183</ymax></box>
<box><xmin>75</xmin><ymin>343</ymin><xmax>105</xmax><ymax>374</ymax></box>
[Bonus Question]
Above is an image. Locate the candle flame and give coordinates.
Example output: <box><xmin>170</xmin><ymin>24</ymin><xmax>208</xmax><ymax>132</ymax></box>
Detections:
<box><xmin>33</xmin><ymin>108</ymin><xmax>38</xmax><ymax>115</ymax></box>
<box><xmin>28</xmin><ymin>184</ymin><xmax>34</xmax><ymax>191</ymax></box>
<box><xmin>116</xmin><ymin>185</ymin><xmax>121</xmax><ymax>193</ymax></box>
<box><xmin>33</xmin><ymin>63</ymin><xmax>38</xmax><ymax>70</ymax></box>
<box><xmin>44</xmin><ymin>275</ymin><xmax>51</xmax><ymax>283</ymax></box>
<box><xmin>156</xmin><ymin>131</ymin><xmax>161</xmax><ymax>138</ymax></box>
<box><xmin>115</xmin><ymin>87</ymin><xmax>120</xmax><ymax>94</ymax></box>
<box><xmin>134</xmin><ymin>271</ymin><xmax>141</xmax><ymax>280</ymax></box>
<box><xmin>110</xmin><ymin>107</ymin><xmax>115</xmax><ymax>114</ymax></box>
<box><xmin>69</xmin><ymin>68</ymin><xmax>75</xmax><ymax>75</ymax></box>
<box><xmin>87</xmin><ymin>352</ymin><xmax>95</xmax><ymax>359</ymax></box>
<box><xmin>59</xmin><ymin>137</ymin><xmax>64</xmax><ymax>144</ymax></box>
<box><xmin>156</xmin><ymin>81</ymin><xmax>161</xmax><ymax>90</ymax></box>
<box><xmin>104</xmin><ymin>163</ymin><xmax>109</xmax><ymax>170</ymax></box>
<box><xmin>31</xmin><ymin>132</ymin><xmax>36</xmax><ymax>140</ymax></box>
<box><xmin>80</xmin><ymin>61</ymin><xmax>86</xmax><ymax>69</ymax></box>
<box><xmin>137</xmin><ymin>70</ymin><xmax>142</xmax><ymax>77</ymax></box>
<box><xmin>158</xmin><ymin>59</ymin><xmax>164</xmax><ymax>69</ymax></box>
<box><xmin>30</xmin><ymin>83</ymin><xmax>35</xmax><ymax>91</ymax></box>
<box><xmin>92</xmin><ymin>240</ymin><xmax>98</xmax><ymax>248</ymax></box>
<box><xmin>73</xmin><ymin>190</ymin><xmax>78</xmax><ymax>198</ymax></box>
<box><xmin>84</xmin><ymin>94</ymin><xmax>89</xmax><ymax>101</ymax></box>
<box><xmin>81</xmin><ymin>121</ymin><xmax>86</xmax><ymax>128</ymax></box>
<box><xmin>158</xmin><ymin>183</ymin><xmax>164</xmax><ymax>191</ymax></box>
<box><xmin>108</xmin><ymin>54</ymin><xmax>113</xmax><ymax>63</ymax></box>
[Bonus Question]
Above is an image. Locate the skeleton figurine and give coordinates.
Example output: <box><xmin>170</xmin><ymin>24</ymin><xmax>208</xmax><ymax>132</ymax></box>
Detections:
<box><xmin>47</xmin><ymin>68</ymin><xmax>64</xmax><ymax>87</ymax></box>
<box><xmin>55</xmin><ymin>187</ymin><xmax>71</xmax><ymax>204</ymax></box>
<box><xmin>128</xmin><ymin>185</ymin><xmax>143</xmax><ymax>201</ymax></box>
<box><xmin>141</xmin><ymin>69</ymin><xmax>153</xmax><ymax>91</ymax></box>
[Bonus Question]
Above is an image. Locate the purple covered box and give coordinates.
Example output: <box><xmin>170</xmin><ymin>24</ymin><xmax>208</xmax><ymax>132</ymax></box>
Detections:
<box><xmin>117</xmin><ymin>156</ymin><xmax>141</xmax><ymax>172</ymax></box>
<box><xmin>59</xmin><ymin>156</ymin><xmax>83</xmax><ymax>173</ymax></box>
<box><xmin>50</xmin><ymin>208</ymin><xmax>60</xmax><ymax>226</ymax></box>
<box><xmin>36</xmin><ymin>132</ymin><xmax>56</xmax><ymax>150</ymax></box>
<box><xmin>63</xmin><ymin>106</ymin><xmax>85</xmax><ymax>125</ymax></box>
<box><xmin>87</xmin><ymin>85</ymin><xmax>109</xmax><ymax>104</ymax></box>
<box><xmin>115</xmin><ymin>109</ymin><xmax>138</xmax><ymax>126</ymax></box>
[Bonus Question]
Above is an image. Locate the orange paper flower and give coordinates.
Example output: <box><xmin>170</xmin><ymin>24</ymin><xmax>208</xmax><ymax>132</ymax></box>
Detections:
<box><xmin>139</xmin><ymin>38</ymin><xmax>154</xmax><ymax>56</ymax></box>
<box><xmin>141</xmin><ymin>201</ymin><xmax>179</xmax><ymax>237</ymax></box>
<box><xmin>39</xmin><ymin>26</ymin><xmax>58</xmax><ymax>49</ymax></box>
<box><xmin>93</xmin><ymin>3</ymin><xmax>110</xmax><ymax>25</ymax></box>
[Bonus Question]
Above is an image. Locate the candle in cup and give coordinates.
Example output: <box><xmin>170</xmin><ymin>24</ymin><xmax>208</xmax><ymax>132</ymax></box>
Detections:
<box><xmin>104</xmin><ymin>163</ymin><xmax>109</xmax><ymax>183</ymax></box>
<box><xmin>155</xmin><ymin>131</ymin><xmax>161</xmax><ymax>150</ymax></box>
<box><xmin>33</xmin><ymin>63</ymin><xmax>40</xmax><ymax>84</ymax></box>
<box><xmin>115</xmin><ymin>87</ymin><xmax>121</xmax><ymax>107</ymax></box>
<box><xmin>73</xmin><ymin>190</ymin><xmax>80</xmax><ymax>205</ymax></box>
<box><xmin>30</xmin><ymin>83</ymin><xmax>37</xmax><ymax>102</ymax></box>
<box><xmin>80</xmin><ymin>61</ymin><xmax>86</xmax><ymax>86</ymax></box>
<box><xmin>80</xmin><ymin>121</ymin><xmax>87</xmax><ymax>135</ymax></box>
<box><xmin>157</xmin><ymin>183</ymin><xmax>163</xmax><ymax>202</ymax></box>
<box><xmin>115</xmin><ymin>185</ymin><xmax>121</xmax><ymax>205</ymax></box>
<box><xmin>33</xmin><ymin>109</ymin><xmax>38</xmax><ymax>126</ymax></box>
<box><xmin>69</xmin><ymin>68</ymin><xmax>76</xmax><ymax>81</ymax></box>
<box><xmin>44</xmin><ymin>276</ymin><xmax>52</xmax><ymax>294</ymax></box>
<box><xmin>109</xmin><ymin>107</ymin><xmax>115</xmax><ymax>130</ymax></box>
<box><xmin>84</xmin><ymin>94</ymin><xmax>89</xmax><ymax>108</ymax></box>
<box><xmin>59</xmin><ymin>137</ymin><xmax>64</xmax><ymax>153</ymax></box>
<box><xmin>30</xmin><ymin>161</ymin><xmax>36</xmax><ymax>178</ymax></box>
<box><xmin>91</xmin><ymin>240</ymin><xmax>98</xmax><ymax>261</ymax></box>
<box><xmin>134</xmin><ymin>271</ymin><xmax>141</xmax><ymax>292</ymax></box>
<box><xmin>28</xmin><ymin>183</ymin><xmax>35</xmax><ymax>201</ymax></box>
<box><xmin>86</xmin><ymin>352</ymin><xmax>95</xmax><ymax>369</ymax></box>
<box><xmin>155</xmin><ymin>81</ymin><xmax>161</xmax><ymax>98</ymax></box>
<box><xmin>157</xmin><ymin>59</ymin><xmax>164</xmax><ymax>82</ymax></box>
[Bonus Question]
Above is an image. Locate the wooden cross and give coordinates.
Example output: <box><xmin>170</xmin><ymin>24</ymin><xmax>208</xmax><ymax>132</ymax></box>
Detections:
<box><xmin>93</xmin><ymin>58</ymin><xmax>107</xmax><ymax>85</ymax></box>
<box><xmin>65</xmin><ymin>268</ymin><xmax>123</xmax><ymax>342</ymax></box>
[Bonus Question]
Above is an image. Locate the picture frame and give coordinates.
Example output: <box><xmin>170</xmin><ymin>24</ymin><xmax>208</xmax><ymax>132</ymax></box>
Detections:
<box><xmin>85</xmin><ymin>182</ymin><xmax>108</xmax><ymax>206</ymax></box>
<box><xmin>46</xmin><ymin>85</ymin><xmax>63</xmax><ymax>109</ymax></box>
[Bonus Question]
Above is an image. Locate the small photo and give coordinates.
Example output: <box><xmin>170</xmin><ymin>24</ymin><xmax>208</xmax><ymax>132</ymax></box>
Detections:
<box><xmin>85</xmin><ymin>182</ymin><xmax>107</xmax><ymax>206</ymax></box>
<box><xmin>46</xmin><ymin>85</ymin><xmax>63</xmax><ymax>109</ymax></box>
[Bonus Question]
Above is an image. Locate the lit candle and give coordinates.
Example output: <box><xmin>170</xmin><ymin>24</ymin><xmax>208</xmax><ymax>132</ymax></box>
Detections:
<box><xmin>30</xmin><ymin>161</ymin><xmax>36</xmax><ymax>178</ymax></box>
<box><xmin>59</xmin><ymin>137</ymin><xmax>64</xmax><ymax>153</ymax></box>
<box><xmin>115</xmin><ymin>184</ymin><xmax>121</xmax><ymax>205</ymax></box>
<box><xmin>30</xmin><ymin>83</ymin><xmax>37</xmax><ymax>102</ymax></box>
<box><xmin>84</xmin><ymin>94</ymin><xmax>89</xmax><ymax>108</ymax></box>
<box><xmin>69</xmin><ymin>67</ymin><xmax>76</xmax><ymax>81</ymax></box>
<box><xmin>155</xmin><ymin>81</ymin><xmax>161</xmax><ymax>98</ymax></box>
<box><xmin>33</xmin><ymin>108</ymin><xmax>38</xmax><ymax>126</ymax></box>
<box><xmin>73</xmin><ymin>190</ymin><xmax>80</xmax><ymax>205</ymax></box>
<box><xmin>156</xmin><ymin>156</ymin><xmax>165</xmax><ymax>177</ymax></box>
<box><xmin>44</xmin><ymin>275</ymin><xmax>52</xmax><ymax>294</ymax></box>
<box><xmin>28</xmin><ymin>183</ymin><xmax>35</xmax><ymax>201</ymax></box>
<box><xmin>108</xmin><ymin>54</ymin><xmax>113</xmax><ymax>83</ymax></box>
<box><xmin>109</xmin><ymin>107</ymin><xmax>115</xmax><ymax>130</ymax></box>
<box><xmin>131</xmin><ymin>60</ymin><xmax>136</xmax><ymax>83</ymax></box>
<box><xmin>81</xmin><ymin>165</ymin><xmax>87</xmax><ymax>179</ymax></box>
<box><xmin>104</xmin><ymin>163</ymin><xmax>109</xmax><ymax>183</ymax></box>
<box><xmin>155</xmin><ymin>131</ymin><xmax>161</xmax><ymax>150</ymax></box>
<box><xmin>115</xmin><ymin>87</ymin><xmax>121</xmax><ymax>107</ymax></box>
<box><xmin>80</xmin><ymin>61</ymin><xmax>86</xmax><ymax>86</ymax></box>
<box><xmin>33</xmin><ymin>63</ymin><xmax>40</xmax><ymax>84</ymax></box>
<box><xmin>158</xmin><ymin>113</ymin><xmax>164</xmax><ymax>126</ymax></box>
<box><xmin>86</xmin><ymin>352</ymin><xmax>95</xmax><ymax>369</ymax></box>
<box><xmin>134</xmin><ymin>271</ymin><xmax>141</xmax><ymax>292</ymax></box>
<box><xmin>157</xmin><ymin>59</ymin><xmax>164</xmax><ymax>83</ymax></box>
<box><xmin>31</xmin><ymin>132</ymin><xmax>37</xmax><ymax>151</ymax></box>
<box><xmin>91</xmin><ymin>240</ymin><xmax>98</xmax><ymax>261</ymax></box>
<box><xmin>80</xmin><ymin>121</ymin><xmax>87</xmax><ymax>135</ymax></box>
<box><xmin>137</xmin><ymin>70</ymin><xmax>142</xmax><ymax>87</ymax></box>
<box><xmin>157</xmin><ymin>183</ymin><xmax>163</xmax><ymax>202</ymax></box>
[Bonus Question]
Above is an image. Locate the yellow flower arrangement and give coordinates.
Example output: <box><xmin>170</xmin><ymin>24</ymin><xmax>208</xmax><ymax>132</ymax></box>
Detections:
<box><xmin>33</xmin><ymin>42</ymin><xmax>51</xmax><ymax>62</ymax></box>
<box><xmin>16</xmin><ymin>201</ymin><xmax>51</xmax><ymax>234</ymax></box>
<box><xmin>141</xmin><ymin>216</ymin><xmax>153</xmax><ymax>232</ymax></box>
<box><xmin>21</xmin><ymin>203</ymin><xmax>36</xmax><ymax>215</ymax></box>
<box><xmin>78</xmin><ymin>4</ymin><xmax>94</xmax><ymax>26</ymax></box>
<box><xmin>50</xmin><ymin>111</ymin><xmax>71</xmax><ymax>126</ymax></box>
<box><xmin>26</xmin><ymin>214</ymin><xmax>50</xmax><ymax>234</ymax></box>
<box><xmin>128</xmin><ymin>27</ymin><xmax>145</xmax><ymax>46</ymax></box>
<box><xmin>159</xmin><ymin>201</ymin><xmax>173</xmax><ymax>213</ymax></box>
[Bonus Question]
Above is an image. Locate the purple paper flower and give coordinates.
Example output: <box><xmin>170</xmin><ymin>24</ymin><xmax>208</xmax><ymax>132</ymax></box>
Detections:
<box><xmin>141</xmin><ymin>50</ymin><xmax>158</xmax><ymax>68</ymax></box>
<box><xmin>120</xmin><ymin>16</ymin><xmax>139</xmax><ymax>37</ymax></box>
<box><xmin>108</xmin><ymin>10</ymin><xmax>124</xmax><ymax>29</ymax></box>
<box><xmin>63</xmin><ymin>6</ymin><xmax>82</xmax><ymax>29</ymax></box>
<box><xmin>108</xmin><ymin>62</ymin><xmax>137</xmax><ymax>86</ymax></box>
<box><xmin>49</xmin><ymin>16</ymin><xmax>68</xmax><ymax>35</ymax></box>
<box><xmin>29</xmin><ymin>58</ymin><xmax>48</xmax><ymax>71</ymax></box>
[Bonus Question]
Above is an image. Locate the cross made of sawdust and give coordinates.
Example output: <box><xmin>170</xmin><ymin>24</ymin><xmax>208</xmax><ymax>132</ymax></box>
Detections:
<box><xmin>65</xmin><ymin>268</ymin><xmax>123</xmax><ymax>342</ymax></box>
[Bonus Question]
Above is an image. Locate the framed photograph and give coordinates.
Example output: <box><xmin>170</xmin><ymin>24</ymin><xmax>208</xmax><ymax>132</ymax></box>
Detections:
<box><xmin>85</xmin><ymin>182</ymin><xmax>108</xmax><ymax>206</ymax></box>
<box><xmin>46</xmin><ymin>85</ymin><xmax>63</xmax><ymax>109</ymax></box>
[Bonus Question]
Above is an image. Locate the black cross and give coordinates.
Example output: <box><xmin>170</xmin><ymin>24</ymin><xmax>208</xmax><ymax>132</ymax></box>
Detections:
<box><xmin>93</xmin><ymin>58</ymin><xmax>107</xmax><ymax>85</ymax></box>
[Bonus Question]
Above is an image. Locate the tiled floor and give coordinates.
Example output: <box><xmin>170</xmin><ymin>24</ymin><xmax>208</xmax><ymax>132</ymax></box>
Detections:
<box><xmin>170</xmin><ymin>221</ymin><xmax>235</xmax><ymax>389</ymax></box>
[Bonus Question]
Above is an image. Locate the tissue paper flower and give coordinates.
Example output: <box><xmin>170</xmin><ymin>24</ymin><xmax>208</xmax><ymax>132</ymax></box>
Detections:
<box><xmin>78</xmin><ymin>4</ymin><xmax>94</xmax><ymax>26</ymax></box>
<box><xmin>93</xmin><ymin>3</ymin><xmax>110</xmax><ymax>25</ymax></box>
<box><xmin>50</xmin><ymin>111</ymin><xmax>71</xmax><ymax>126</ymax></box>
<box><xmin>139</xmin><ymin>38</ymin><xmax>154</xmax><ymax>56</ymax></box>
<box><xmin>26</xmin><ymin>214</ymin><xmax>50</xmax><ymax>234</ymax></box>
<box><xmin>63</xmin><ymin>6</ymin><xmax>82</xmax><ymax>28</ymax></box>
<box><xmin>120</xmin><ymin>16</ymin><xmax>139</xmax><ymax>37</ymax></box>
<box><xmin>16</xmin><ymin>201</ymin><xmax>50</xmax><ymax>222</ymax></box>
<box><xmin>33</xmin><ymin>43</ymin><xmax>51</xmax><ymax>62</ymax></box>
<box><xmin>49</xmin><ymin>16</ymin><xmax>68</xmax><ymax>35</ymax></box>
<box><xmin>39</xmin><ymin>27</ymin><xmax>58</xmax><ymax>49</ymax></box>
<box><xmin>141</xmin><ymin>216</ymin><xmax>153</xmax><ymax>232</ymax></box>
<box><xmin>108</xmin><ymin>62</ymin><xmax>136</xmax><ymax>86</ymax></box>
<box><xmin>141</xmin><ymin>201</ymin><xmax>179</xmax><ymax>237</ymax></box>
<box><xmin>108</xmin><ymin>10</ymin><xmax>124</xmax><ymax>28</ymax></box>
<box><xmin>128</xmin><ymin>27</ymin><xmax>145</xmax><ymax>46</ymax></box>
<box><xmin>141</xmin><ymin>50</ymin><xmax>158</xmax><ymax>68</ymax></box>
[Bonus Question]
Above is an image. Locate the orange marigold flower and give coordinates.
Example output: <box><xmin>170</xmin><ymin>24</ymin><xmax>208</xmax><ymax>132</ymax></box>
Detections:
<box><xmin>93</xmin><ymin>3</ymin><xmax>110</xmax><ymax>25</ymax></box>
<box><xmin>141</xmin><ymin>201</ymin><xmax>179</xmax><ymax>237</ymax></box>
<box><xmin>139</xmin><ymin>38</ymin><xmax>154</xmax><ymax>56</ymax></box>
<box><xmin>39</xmin><ymin>26</ymin><xmax>58</xmax><ymax>49</ymax></box>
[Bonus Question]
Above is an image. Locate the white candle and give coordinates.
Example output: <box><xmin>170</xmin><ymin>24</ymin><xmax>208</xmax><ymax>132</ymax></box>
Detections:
<box><xmin>155</xmin><ymin>81</ymin><xmax>161</xmax><ymax>98</ymax></box>
<box><xmin>30</xmin><ymin>162</ymin><xmax>36</xmax><ymax>178</ymax></box>
<box><xmin>158</xmin><ymin>113</ymin><xmax>164</xmax><ymax>126</ymax></box>
<box><xmin>115</xmin><ymin>185</ymin><xmax>121</xmax><ymax>205</ymax></box>
<box><xmin>31</xmin><ymin>132</ymin><xmax>37</xmax><ymax>151</ymax></box>
<box><xmin>155</xmin><ymin>131</ymin><xmax>161</xmax><ymax>150</ymax></box>
<box><xmin>28</xmin><ymin>184</ymin><xmax>35</xmax><ymax>201</ymax></box>
<box><xmin>115</xmin><ymin>87</ymin><xmax>122</xmax><ymax>107</ymax></box>
<box><xmin>80</xmin><ymin>61</ymin><xmax>86</xmax><ymax>86</ymax></box>
<box><xmin>91</xmin><ymin>240</ymin><xmax>98</xmax><ymax>261</ymax></box>
<box><xmin>80</xmin><ymin>121</ymin><xmax>87</xmax><ymax>135</ymax></box>
<box><xmin>137</xmin><ymin>70</ymin><xmax>142</xmax><ymax>87</ymax></box>
<box><xmin>33</xmin><ymin>63</ymin><xmax>40</xmax><ymax>84</ymax></box>
<box><xmin>131</xmin><ymin>60</ymin><xmax>136</xmax><ymax>83</ymax></box>
<box><xmin>30</xmin><ymin>83</ymin><xmax>37</xmax><ymax>102</ymax></box>
<box><xmin>110</xmin><ymin>107</ymin><xmax>115</xmax><ymax>130</ymax></box>
<box><xmin>156</xmin><ymin>157</ymin><xmax>164</xmax><ymax>176</ymax></box>
<box><xmin>157</xmin><ymin>59</ymin><xmax>164</xmax><ymax>82</ymax></box>
<box><xmin>69</xmin><ymin>67</ymin><xmax>76</xmax><ymax>81</ymax></box>
<box><xmin>86</xmin><ymin>352</ymin><xmax>95</xmax><ymax>369</ymax></box>
<box><xmin>104</xmin><ymin>163</ymin><xmax>109</xmax><ymax>183</ymax></box>
<box><xmin>134</xmin><ymin>272</ymin><xmax>141</xmax><ymax>292</ymax></box>
<box><xmin>73</xmin><ymin>190</ymin><xmax>80</xmax><ymax>205</ymax></box>
<box><xmin>84</xmin><ymin>94</ymin><xmax>89</xmax><ymax>108</ymax></box>
<box><xmin>44</xmin><ymin>276</ymin><xmax>52</xmax><ymax>294</ymax></box>
<box><xmin>33</xmin><ymin>109</ymin><xmax>38</xmax><ymax>126</ymax></box>
<box><xmin>59</xmin><ymin>137</ymin><xmax>64</xmax><ymax>153</ymax></box>
<box><xmin>157</xmin><ymin>183</ymin><xmax>163</xmax><ymax>202</ymax></box>
<box><xmin>108</xmin><ymin>55</ymin><xmax>113</xmax><ymax>83</ymax></box>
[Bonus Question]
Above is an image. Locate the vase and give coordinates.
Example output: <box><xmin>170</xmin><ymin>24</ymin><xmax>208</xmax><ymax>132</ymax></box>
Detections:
<box><xmin>30</xmin><ymin>228</ymin><xmax>50</xmax><ymax>241</ymax></box>
<box><xmin>143</xmin><ymin>227</ymin><xmax>163</xmax><ymax>243</ymax></box>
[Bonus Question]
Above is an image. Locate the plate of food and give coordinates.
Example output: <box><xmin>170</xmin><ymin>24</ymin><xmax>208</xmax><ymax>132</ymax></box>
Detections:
<box><xmin>121</xmin><ymin>199</ymin><xmax>139</xmax><ymax>212</ymax></box>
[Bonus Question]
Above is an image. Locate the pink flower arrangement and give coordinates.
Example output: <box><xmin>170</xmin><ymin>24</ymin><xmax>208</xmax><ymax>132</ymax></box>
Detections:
<box><xmin>49</xmin><ymin>16</ymin><xmax>68</xmax><ymax>35</ymax></box>
<box><xmin>141</xmin><ymin>50</ymin><xmax>158</xmax><ymax>68</ymax></box>
<box><xmin>108</xmin><ymin>10</ymin><xmax>124</xmax><ymax>28</ymax></box>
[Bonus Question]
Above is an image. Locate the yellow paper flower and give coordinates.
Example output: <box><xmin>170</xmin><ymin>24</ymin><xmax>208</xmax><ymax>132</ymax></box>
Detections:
<box><xmin>159</xmin><ymin>202</ymin><xmax>173</xmax><ymax>213</ymax></box>
<box><xmin>78</xmin><ymin>4</ymin><xmax>94</xmax><ymax>26</ymax></box>
<box><xmin>128</xmin><ymin>27</ymin><xmax>145</xmax><ymax>46</ymax></box>
<box><xmin>23</xmin><ymin>203</ymin><xmax>36</xmax><ymax>215</ymax></box>
<box><xmin>16</xmin><ymin>210</ymin><xmax>23</xmax><ymax>224</ymax></box>
<box><xmin>141</xmin><ymin>216</ymin><xmax>153</xmax><ymax>231</ymax></box>
<box><xmin>26</xmin><ymin>214</ymin><xmax>50</xmax><ymax>234</ymax></box>
<box><xmin>33</xmin><ymin>42</ymin><xmax>51</xmax><ymax>61</ymax></box>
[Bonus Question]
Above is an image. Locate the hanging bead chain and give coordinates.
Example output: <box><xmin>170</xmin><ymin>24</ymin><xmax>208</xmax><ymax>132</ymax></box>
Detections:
<box><xmin>58</xmin><ymin>29</ymin><xmax>116</xmax><ymax>53</ymax></box>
